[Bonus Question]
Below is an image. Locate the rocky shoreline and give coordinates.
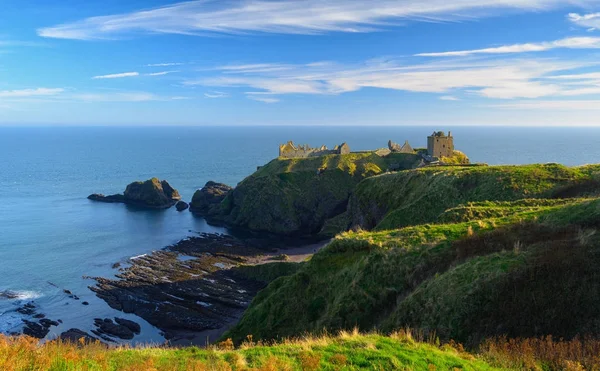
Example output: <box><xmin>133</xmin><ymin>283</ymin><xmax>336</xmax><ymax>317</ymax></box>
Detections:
<box><xmin>89</xmin><ymin>233</ymin><xmax>313</xmax><ymax>345</ymax></box>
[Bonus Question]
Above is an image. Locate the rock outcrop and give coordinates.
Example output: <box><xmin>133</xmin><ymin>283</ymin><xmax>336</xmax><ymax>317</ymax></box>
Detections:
<box><xmin>91</xmin><ymin>233</ymin><xmax>269</xmax><ymax>341</ymax></box>
<box><xmin>176</xmin><ymin>201</ymin><xmax>189</xmax><ymax>211</ymax></box>
<box><xmin>92</xmin><ymin>318</ymin><xmax>140</xmax><ymax>340</ymax></box>
<box><xmin>87</xmin><ymin>194</ymin><xmax>125</xmax><ymax>203</ymax></box>
<box><xmin>88</xmin><ymin>178</ymin><xmax>181</xmax><ymax>209</ymax></box>
<box><xmin>201</xmin><ymin>153</ymin><xmax>424</xmax><ymax>236</ymax></box>
<box><xmin>190</xmin><ymin>181</ymin><xmax>232</xmax><ymax>214</ymax></box>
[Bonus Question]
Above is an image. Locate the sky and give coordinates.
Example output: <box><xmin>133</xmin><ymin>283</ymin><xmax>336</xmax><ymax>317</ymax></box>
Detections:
<box><xmin>4</xmin><ymin>0</ymin><xmax>600</xmax><ymax>125</ymax></box>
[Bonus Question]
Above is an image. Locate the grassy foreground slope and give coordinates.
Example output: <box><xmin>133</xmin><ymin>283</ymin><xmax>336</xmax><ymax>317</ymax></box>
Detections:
<box><xmin>0</xmin><ymin>332</ymin><xmax>498</xmax><ymax>371</ymax></box>
<box><xmin>211</xmin><ymin>152</ymin><xmax>423</xmax><ymax>236</ymax></box>
<box><xmin>226</xmin><ymin>164</ymin><xmax>600</xmax><ymax>346</ymax></box>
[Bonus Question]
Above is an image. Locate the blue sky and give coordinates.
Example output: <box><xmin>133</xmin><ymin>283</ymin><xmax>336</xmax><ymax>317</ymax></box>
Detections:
<box><xmin>3</xmin><ymin>0</ymin><xmax>600</xmax><ymax>125</ymax></box>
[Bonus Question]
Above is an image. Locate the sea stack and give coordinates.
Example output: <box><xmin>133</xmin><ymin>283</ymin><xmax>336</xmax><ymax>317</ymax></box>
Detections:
<box><xmin>88</xmin><ymin>178</ymin><xmax>181</xmax><ymax>209</ymax></box>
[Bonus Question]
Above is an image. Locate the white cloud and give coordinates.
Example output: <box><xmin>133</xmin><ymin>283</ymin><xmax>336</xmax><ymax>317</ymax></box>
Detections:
<box><xmin>92</xmin><ymin>72</ymin><xmax>139</xmax><ymax>79</ymax></box>
<box><xmin>204</xmin><ymin>91</ymin><xmax>229</xmax><ymax>98</ymax></box>
<box><xmin>547</xmin><ymin>72</ymin><xmax>600</xmax><ymax>79</ymax></box>
<box><xmin>568</xmin><ymin>12</ymin><xmax>600</xmax><ymax>29</ymax></box>
<box><xmin>190</xmin><ymin>58</ymin><xmax>594</xmax><ymax>100</ymax></box>
<box><xmin>147</xmin><ymin>63</ymin><xmax>183</xmax><ymax>67</ymax></box>
<box><xmin>0</xmin><ymin>88</ymin><xmax>182</xmax><ymax>103</ymax></box>
<box><xmin>416</xmin><ymin>36</ymin><xmax>600</xmax><ymax>57</ymax></box>
<box><xmin>440</xmin><ymin>95</ymin><xmax>460</xmax><ymax>101</ymax></box>
<box><xmin>0</xmin><ymin>88</ymin><xmax>64</xmax><ymax>98</ymax></box>
<box><xmin>37</xmin><ymin>0</ymin><xmax>600</xmax><ymax>40</ymax></box>
<box><xmin>146</xmin><ymin>70</ymin><xmax>179</xmax><ymax>76</ymax></box>
<box><xmin>248</xmin><ymin>96</ymin><xmax>280</xmax><ymax>103</ymax></box>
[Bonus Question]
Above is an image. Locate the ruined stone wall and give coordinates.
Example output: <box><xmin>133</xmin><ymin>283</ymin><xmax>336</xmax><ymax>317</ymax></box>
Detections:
<box><xmin>279</xmin><ymin>141</ymin><xmax>350</xmax><ymax>159</ymax></box>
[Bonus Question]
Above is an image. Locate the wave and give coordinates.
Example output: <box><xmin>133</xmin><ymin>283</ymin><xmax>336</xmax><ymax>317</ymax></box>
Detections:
<box><xmin>0</xmin><ymin>290</ymin><xmax>42</xmax><ymax>301</ymax></box>
<box><xmin>130</xmin><ymin>254</ymin><xmax>148</xmax><ymax>260</ymax></box>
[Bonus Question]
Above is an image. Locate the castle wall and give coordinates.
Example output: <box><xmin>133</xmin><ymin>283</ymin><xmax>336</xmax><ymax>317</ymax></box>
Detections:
<box><xmin>427</xmin><ymin>134</ymin><xmax>454</xmax><ymax>158</ymax></box>
<box><xmin>279</xmin><ymin>141</ymin><xmax>350</xmax><ymax>158</ymax></box>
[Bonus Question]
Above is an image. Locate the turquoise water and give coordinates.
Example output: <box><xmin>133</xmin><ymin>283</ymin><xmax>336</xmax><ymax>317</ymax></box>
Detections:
<box><xmin>1</xmin><ymin>125</ymin><xmax>599</xmax><ymax>343</ymax></box>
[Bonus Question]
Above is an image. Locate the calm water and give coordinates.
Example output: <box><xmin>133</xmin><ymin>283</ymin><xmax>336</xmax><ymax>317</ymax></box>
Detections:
<box><xmin>1</xmin><ymin>125</ymin><xmax>599</xmax><ymax>343</ymax></box>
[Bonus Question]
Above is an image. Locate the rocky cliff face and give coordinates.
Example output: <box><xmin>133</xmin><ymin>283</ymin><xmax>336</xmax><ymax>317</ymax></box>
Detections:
<box><xmin>88</xmin><ymin>178</ymin><xmax>181</xmax><ymax>209</ymax></box>
<box><xmin>203</xmin><ymin>153</ymin><xmax>424</xmax><ymax>236</ymax></box>
<box><xmin>190</xmin><ymin>181</ymin><xmax>233</xmax><ymax>214</ymax></box>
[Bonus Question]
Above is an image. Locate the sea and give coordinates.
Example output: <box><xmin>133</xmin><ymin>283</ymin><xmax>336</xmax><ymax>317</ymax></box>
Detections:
<box><xmin>1</xmin><ymin>125</ymin><xmax>599</xmax><ymax>344</ymax></box>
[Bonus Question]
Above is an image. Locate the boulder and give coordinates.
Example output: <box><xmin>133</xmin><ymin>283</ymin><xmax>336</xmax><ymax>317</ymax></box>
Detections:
<box><xmin>114</xmin><ymin>317</ymin><xmax>141</xmax><ymax>334</ymax></box>
<box><xmin>88</xmin><ymin>178</ymin><xmax>181</xmax><ymax>209</ymax></box>
<box><xmin>190</xmin><ymin>181</ymin><xmax>232</xmax><ymax>214</ymax></box>
<box><xmin>93</xmin><ymin>318</ymin><xmax>135</xmax><ymax>340</ymax></box>
<box><xmin>176</xmin><ymin>201</ymin><xmax>189</xmax><ymax>212</ymax></box>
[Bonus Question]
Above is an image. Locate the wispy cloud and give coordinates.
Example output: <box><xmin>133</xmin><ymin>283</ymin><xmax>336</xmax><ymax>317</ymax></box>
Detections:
<box><xmin>146</xmin><ymin>62</ymin><xmax>183</xmax><ymax>67</ymax></box>
<box><xmin>92</xmin><ymin>72</ymin><xmax>139</xmax><ymax>79</ymax></box>
<box><xmin>204</xmin><ymin>91</ymin><xmax>229</xmax><ymax>98</ymax></box>
<box><xmin>146</xmin><ymin>70</ymin><xmax>179</xmax><ymax>76</ymax></box>
<box><xmin>0</xmin><ymin>88</ymin><xmax>64</xmax><ymax>98</ymax></box>
<box><xmin>416</xmin><ymin>36</ymin><xmax>600</xmax><ymax>57</ymax></box>
<box><xmin>72</xmin><ymin>91</ymin><xmax>160</xmax><ymax>102</ymax></box>
<box><xmin>569</xmin><ymin>12</ymin><xmax>600</xmax><ymax>29</ymax></box>
<box><xmin>247</xmin><ymin>95</ymin><xmax>280</xmax><ymax>104</ymax></box>
<box><xmin>0</xmin><ymin>87</ymin><xmax>183</xmax><ymax>103</ymax></box>
<box><xmin>494</xmin><ymin>100</ymin><xmax>600</xmax><ymax>110</ymax></box>
<box><xmin>440</xmin><ymin>95</ymin><xmax>460</xmax><ymax>101</ymax></box>
<box><xmin>189</xmin><ymin>58</ymin><xmax>597</xmax><ymax>101</ymax></box>
<box><xmin>37</xmin><ymin>0</ymin><xmax>600</xmax><ymax>40</ymax></box>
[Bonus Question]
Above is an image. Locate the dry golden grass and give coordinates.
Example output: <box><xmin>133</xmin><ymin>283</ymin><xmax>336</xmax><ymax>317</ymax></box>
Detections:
<box><xmin>481</xmin><ymin>335</ymin><xmax>600</xmax><ymax>370</ymax></box>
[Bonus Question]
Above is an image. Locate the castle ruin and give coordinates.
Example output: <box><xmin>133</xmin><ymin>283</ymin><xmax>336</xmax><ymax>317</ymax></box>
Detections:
<box><xmin>278</xmin><ymin>131</ymin><xmax>456</xmax><ymax>160</ymax></box>
<box><xmin>427</xmin><ymin>131</ymin><xmax>454</xmax><ymax>158</ymax></box>
<box><xmin>279</xmin><ymin>141</ymin><xmax>350</xmax><ymax>159</ymax></box>
<box><xmin>388</xmin><ymin>140</ymin><xmax>414</xmax><ymax>154</ymax></box>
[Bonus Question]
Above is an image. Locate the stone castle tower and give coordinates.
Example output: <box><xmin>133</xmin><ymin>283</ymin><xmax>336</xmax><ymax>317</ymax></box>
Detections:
<box><xmin>427</xmin><ymin>131</ymin><xmax>454</xmax><ymax>158</ymax></box>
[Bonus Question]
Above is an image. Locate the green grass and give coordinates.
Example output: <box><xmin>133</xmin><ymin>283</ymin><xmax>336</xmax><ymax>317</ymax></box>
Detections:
<box><xmin>225</xmin><ymin>196</ymin><xmax>600</xmax><ymax>346</ymax></box>
<box><xmin>0</xmin><ymin>332</ymin><xmax>500</xmax><ymax>370</ymax></box>
<box><xmin>233</xmin><ymin>262</ymin><xmax>303</xmax><ymax>283</ymax></box>
<box><xmin>211</xmin><ymin>152</ymin><xmax>425</xmax><ymax>236</ymax></box>
<box><xmin>350</xmin><ymin>163</ymin><xmax>600</xmax><ymax>231</ymax></box>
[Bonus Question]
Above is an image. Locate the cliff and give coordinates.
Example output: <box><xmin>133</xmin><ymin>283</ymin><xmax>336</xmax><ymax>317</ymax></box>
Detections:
<box><xmin>349</xmin><ymin>163</ymin><xmax>599</xmax><ymax>230</ymax></box>
<box><xmin>224</xmin><ymin>164</ymin><xmax>600</xmax><ymax>345</ymax></box>
<box><xmin>199</xmin><ymin>152</ymin><xmax>424</xmax><ymax>236</ymax></box>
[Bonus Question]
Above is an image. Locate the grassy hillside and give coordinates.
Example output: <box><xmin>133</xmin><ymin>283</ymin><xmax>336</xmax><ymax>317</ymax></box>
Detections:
<box><xmin>350</xmin><ymin>163</ymin><xmax>600</xmax><ymax>230</ymax></box>
<box><xmin>224</xmin><ymin>164</ymin><xmax>600</xmax><ymax>347</ymax></box>
<box><xmin>210</xmin><ymin>152</ymin><xmax>423</xmax><ymax>236</ymax></box>
<box><xmin>0</xmin><ymin>332</ymin><xmax>499</xmax><ymax>371</ymax></box>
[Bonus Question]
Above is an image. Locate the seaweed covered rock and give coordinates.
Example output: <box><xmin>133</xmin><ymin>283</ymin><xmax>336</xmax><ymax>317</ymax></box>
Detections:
<box><xmin>190</xmin><ymin>181</ymin><xmax>232</xmax><ymax>214</ymax></box>
<box><xmin>88</xmin><ymin>178</ymin><xmax>181</xmax><ymax>209</ymax></box>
